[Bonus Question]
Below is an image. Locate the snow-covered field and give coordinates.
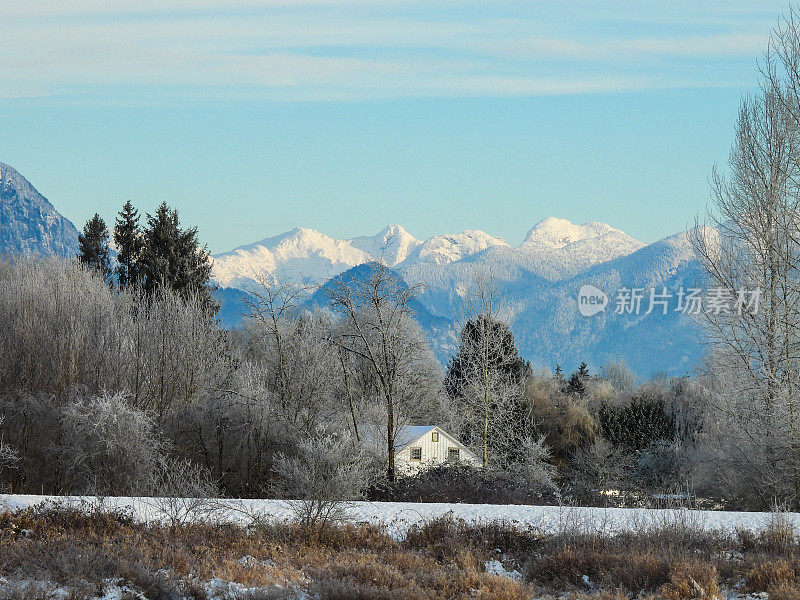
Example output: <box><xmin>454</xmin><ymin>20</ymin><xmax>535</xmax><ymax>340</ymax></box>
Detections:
<box><xmin>3</xmin><ymin>494</ymin><xmax>798</xmax><ymax>539</ymax></box>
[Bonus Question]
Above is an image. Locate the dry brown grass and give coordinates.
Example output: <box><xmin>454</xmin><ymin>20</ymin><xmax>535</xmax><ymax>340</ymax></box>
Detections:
<box><xmin>0</xmin><ymin>504</ymin><xmax>531</xmax><ymax>600</ymax></box>
<box><xmin>660</xmin><ymin>560</ymin><xmax>720</xmax><ymax>600</ymax></box>
<box><xmin>4</xmin><ymin>503</ymin><xmax>800</xmax><ymax>599</ymax></box>
<box><xmin>404</xmin><ymin>514</ymin><xmax>543</xmax><ymax>557</ymax></box>
<box><xmin>744</xmin><ymin>559</ymin><xmax>800</xmax><ymax>595</ymax></box>
<box><xmin>770</xmin><ymin>583</ymin><xmax>800</xmax><ymax>600</ymax></box>
<box><xmin>526</xmin><ymin>547</ymin><xmax>671</xmax><ymax>591</ymax></box>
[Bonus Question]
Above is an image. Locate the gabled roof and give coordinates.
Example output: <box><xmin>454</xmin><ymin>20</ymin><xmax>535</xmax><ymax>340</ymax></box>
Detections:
<box><xmin>360</xmin><ymin>424</ymin><xmax>444</xmax><ymax>450</ymax></box>
<box><xmin>394</xmin><ymin>425</ymin><xmax>437</xmax><ymax>450</ymax></box>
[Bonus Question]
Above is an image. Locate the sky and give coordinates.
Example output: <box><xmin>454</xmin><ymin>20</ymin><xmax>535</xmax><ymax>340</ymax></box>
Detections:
<box><xmin>0</xmin><ymin>0</ymin><xmax>791</xmax><ymax>253</ymax></box>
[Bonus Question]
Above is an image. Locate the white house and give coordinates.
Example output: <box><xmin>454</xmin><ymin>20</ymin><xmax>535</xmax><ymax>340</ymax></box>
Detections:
<box><xmin>387</xmin><ymin>425</ymin><xmax>481</xmax><ymax>475</ymax></box>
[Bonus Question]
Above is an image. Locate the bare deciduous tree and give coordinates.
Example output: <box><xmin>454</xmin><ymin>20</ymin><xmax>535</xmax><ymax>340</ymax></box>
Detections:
<box><xmin>692</xmin><ymin>11</ymin><xmax>800</xmax><ymax>506</ymax></box>
<box><xmin>326</xmin><ymin>263</ymin><xmax>437</xmax><ymax>481</ymax></box>
<box><xmin>445</xmin><ymin>273</ymin><xmax>530</xmax><ymax>468</ymax></box>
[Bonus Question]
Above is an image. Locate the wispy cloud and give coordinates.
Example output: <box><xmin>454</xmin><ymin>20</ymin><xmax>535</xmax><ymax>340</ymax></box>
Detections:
<box><xmin>0</xmin><ymin>1</ymin><xmax>785</xmax><ymax>102</ymax></box>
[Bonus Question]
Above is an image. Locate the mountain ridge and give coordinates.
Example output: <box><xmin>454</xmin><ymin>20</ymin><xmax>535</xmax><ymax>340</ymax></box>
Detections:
<box><xmin>210</xmin><ymin>219</ymin><xmax>703</xmax><ymax>377</ymax></box>
<box><xmin>0</xmin><ymin>161</ymin><xmax>706</xmax><ymax>378</ymax></box>
<box><xmin>211</xmin><ymin>217</ymin><xmax>644</xmax><ymax>291</ymax></box>
<box><xmin>0</xmin><ymin>162</ymin><xmax>79</xmax><ymax>258</ymax></box>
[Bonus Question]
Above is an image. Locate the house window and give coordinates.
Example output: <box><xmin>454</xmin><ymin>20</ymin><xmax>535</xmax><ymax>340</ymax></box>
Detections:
<box><xmin>410</xmin><ymin>447</ymin><xmax>422</xmax><ymax>461</ymax></box>
<box><xmin>431</xmin><ymin>432</ymin><xmax>439</xmax><ymax>442</ymax></box>
<box><xmin>448</xmin><ymin>448</ymin><xmax>460</xmax><ymax>462</ymax></box>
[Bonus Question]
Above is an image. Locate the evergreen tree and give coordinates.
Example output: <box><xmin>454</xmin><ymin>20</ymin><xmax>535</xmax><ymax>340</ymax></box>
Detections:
<box><xmin>599</xmin><ymin>394</ymin><xmax>675</xmax><ymax>452</ymax></box>
<box><xmin>77</xmin><ymin>213</ymin><xmax>112</xmax><ymax>282</ymax></box>
<box><xmin>139</xmin><ymin>202</ymin><xmax>216</xmax><ymax>311</ymax></box>
<box><xmin>113</xmin><ymin>200</ymin><xmax>143</xmax><ymax>288</ymax></box>
<box><xmin>444</xmin><ymin>314</ymin><xmax>530</xmax><ymax>467</ymax></box>
<box><xmin>567</xmin><ymin>361</ymin><xmax>590</xmax><ymax>397</ymax></box>
<box><xmin>554</xmin><ymin>364</ymin><xmax>566</xmax><ymax>392</ymax></box>
<box><xmin>445</xmin><ymin>315</ymin><xmax>530</xmax><ymax>400</ymax></box>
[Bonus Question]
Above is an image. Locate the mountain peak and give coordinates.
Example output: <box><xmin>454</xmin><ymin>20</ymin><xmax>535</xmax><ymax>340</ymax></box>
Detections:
<box><xmin>289</xmin><ymin>226</ymin><xmax>323</xmax><ymax>238</ymax></box>
<box><xmin>380</xmin><ymin>223</ymin><xmax>410</xmax><ymax>236</ymax></box>
<box><xmin>0</xmin><ymin>161</ymin><xmax>79</xmax><ymax>258</ymax></box>
<box><xmin>0</xmin><ymin>162</ymin><xmax>38</xmax><ymax>200</ymax></box>
<box><xmin>373</xmin><ymin>224</ymin><xmax>417</xmax><ymax>246</ymax></box>
<box><xmin>523</xmin><ymin>217</ymin><xmax>627</xmax><ymax>248</ymax></box>
<box><xmin>213</xmin><ymin>225</ymin><xmax>371</xmax><ymax>289</ymax></box>
<box><xmin>410</xmin><ymin>229</ymin><xmax>509</xmax><ymax>265</ymax></box>
<box><xmin>349</xmin><ymin>224</ymin><xmax>421</xmax><ymax>267</ymax></box>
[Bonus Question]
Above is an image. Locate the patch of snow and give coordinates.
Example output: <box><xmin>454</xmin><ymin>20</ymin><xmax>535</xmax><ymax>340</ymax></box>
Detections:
<box><xmin>4</xmin><ymin>495</ymin><xmax>799</xmax><ymax>542</ymax></box>
<box><xmin>484</xmin><ymin>559</ymin><xmax>522</xmax><ymax>581</ymax></box>
<box><xmin>581</xmin><ymin>573</ymin><xmax>595</xmax><ymax>590</ymax></box>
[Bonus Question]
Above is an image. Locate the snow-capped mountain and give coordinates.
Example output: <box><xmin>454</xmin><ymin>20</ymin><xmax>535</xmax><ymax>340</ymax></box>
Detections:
<box><xmin>0</xmin><ymin>162</ymin><xmax>79</xmax><ymax>258</ymax></box>
<box><xmin>0</xmin><ymin>162</ymin><xmax>708</xmax><ymax>378</ymax></box>
<box><xmin>401</xmin><ymin>230</ymin><xmax>510</xmax><ymax>266</ymax></box>
<box><xmin>348</xmin><ymin>224</ymin><xmax>421</xmax><ymax>267</ymax></box>
<box><xmin>211</xmin><ymin>218</ymin><xmax>641</xmax><ymax>292</ymax></box>
<box><xmin>507</xmin><ymin>228</ymin><xmax>707</xmax><ymax>378</ymax></box>
<box><xmin>212</xmin><ymin>227</ymin><xmax>373</xmax><ymax>289</ymax></box>
<box><xmin>212</xmin><ymin>219</ymin><xmax>707</xmax><ymax>377</ymax></box>
<box><xmin>380</xmin><ymin>219</ymin><xmax>644</xmax><ymax>319</ymax></box>
<box><xmin>523</xmin><ymin>216</ymin><xmax>622</xmax><ymax>248</ymax></box>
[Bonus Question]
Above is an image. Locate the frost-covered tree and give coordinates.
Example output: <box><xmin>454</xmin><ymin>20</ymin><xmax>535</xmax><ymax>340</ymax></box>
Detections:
<box><xmin>692</xmin><ymin>11</ymin><xmax>800</xmax><ymax>507</ymax></box>
<box><xmin>130</xmin><ymin>287</ymin><xmax>232</xmax><ymax>415</ymax></box>
<box><xmin>272</xmin><ymin>426</ymin><xmax>370</xmax><ymax>532</ymax></box>
<box><xmin>507</xmin><ymin>435</ymin><xmax>558</xmax><ymax>495</ymax></box>
<box><xmin>0</xmin><ymin>417</ymin><xmax>18</xmax><ymax>479</ymax></box>
<box><xmin>243</xmin><ymin>282</ymin><xmax>342</xmax><ymax>438</ymax></box>
<box><xmin>567</xmin><ymin>439</ymin><xmax>633</xmax><ymax>503</ymax></box>
<box><xmin>601</xmin><ymin>360</ymin><xmax>636</xmax><ymax>393</ymax></box>
<box><xmin>0</xmin><ymin>258</ymin><xmax>125</xmax><ymax>396</ymax></box>
<box><xmin>58</xmin><ymin>392</ymin><xmax>166</xmax><ymax>495</ymax></box>
<box><xmin>445</xmin><ymin>276</ymin><xmax>529</xmax><ymax>468</ymax></box>
<box><xmin>326</xmin><ymin>263</ymin><xmax>442</xmax><ymax>481</ymax></box>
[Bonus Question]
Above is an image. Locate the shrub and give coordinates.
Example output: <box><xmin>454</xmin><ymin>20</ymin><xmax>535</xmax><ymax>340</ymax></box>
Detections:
<box><xmin>525</xmin><ymin>548</ymin><xmax>670</xmax><ymax>591</ymax></box>
<box><xmin>524</xmin><ymin>376</ymin><xmax>598</xmax><ymax>463</ymax></box>
<box><xmin>564</xmin><ymin>439</ymin><xmax>633</xmax><ymax>504</ymax></box>
<box><xmin>404</xmin><ymin>515</ymin><xmax>543</xmax><ymax>559</ymax></box>
<box><xmin>770</xmin><ymin>583</ymin><xmax>800</xmax><ymax>600</ymax></box>
<box><xmin>745</xmin><ymin>560</ymin><xmax>799</xmax><ymax>592</ymax></box>
<box><xmin>58</xmin><ymin>391</ymin><xmax>167</xmax><ymax>495</ymax></box>
<box><xmin>376</xmin><ymin>462</ymin><xmax>558</xmax><ymax>505</ymax></box>
<box><xmin>272</xmin><ymin>427</ymin><xmax>370</xmax><ymax>533</ymax></box>
<box><xmin>660</xmin><ymin>560</ymin><xmax>720</xmax><ymax>600</ymax></box>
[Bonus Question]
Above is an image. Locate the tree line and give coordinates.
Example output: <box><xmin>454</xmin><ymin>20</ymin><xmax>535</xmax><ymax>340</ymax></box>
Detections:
<box><xmin>0</xmin><ymin>253</ymin><xmax>728</xmax><ymax>508</ymax></box>
<box><xmin>77</xmin><ymin>200</ymin><xmax>215</xmax><ymax>310</ymax></box>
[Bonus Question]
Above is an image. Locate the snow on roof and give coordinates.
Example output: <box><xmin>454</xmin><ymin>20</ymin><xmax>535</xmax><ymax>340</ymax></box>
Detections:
<box><xmin>394</xmin><ymin>425</ymin><xmax>436</xmax><ymax>449</ymax></box>
<box><xmin>360</xmin><ymin>424</ymin><xmax>443</xmax><ymax>450</ymax></box>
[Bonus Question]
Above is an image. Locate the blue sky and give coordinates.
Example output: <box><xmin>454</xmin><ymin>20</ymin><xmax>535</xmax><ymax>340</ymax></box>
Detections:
<box><xmin>0</xmin><ymin>1</ymin><xmax>789</xmax><ymax>252</ymax></box>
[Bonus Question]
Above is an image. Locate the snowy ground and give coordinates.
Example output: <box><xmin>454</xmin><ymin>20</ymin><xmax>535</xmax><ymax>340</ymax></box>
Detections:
<box><xmin>3</xmin><ymin>494</ymin><xmax>798</xmax><ymax>539</ymax></box>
